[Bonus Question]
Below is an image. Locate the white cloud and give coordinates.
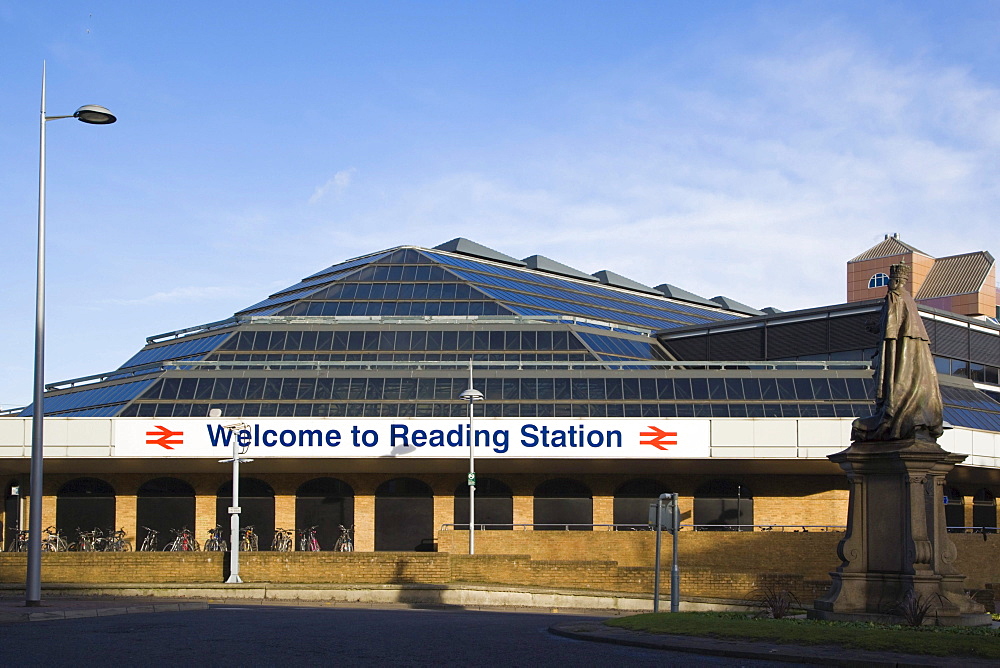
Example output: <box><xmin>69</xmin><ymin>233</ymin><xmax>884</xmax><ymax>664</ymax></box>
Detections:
<box><xmin>308</xmin><ymin>168</ymin><xmax>357</xmax><ymax>204</ymax></box>
<box><xmin>306</xmin><ymin>34</ymin><xmax>1000</xmax><ymax>314</ymax></box>
<box><xmin>102</xmin><ymin>286</ymin><xmax>246</xmax><ymax>306</ymax></box>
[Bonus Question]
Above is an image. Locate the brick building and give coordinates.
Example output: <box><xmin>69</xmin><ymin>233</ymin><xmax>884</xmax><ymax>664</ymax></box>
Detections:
<box><xmin>847</xmin><ymin>233</ymin><xmax>998</xmax><ymax>321</ymax></box>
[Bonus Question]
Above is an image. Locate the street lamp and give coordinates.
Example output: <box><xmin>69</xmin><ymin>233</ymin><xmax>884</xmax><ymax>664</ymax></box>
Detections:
<box><xmin>26</xmin><ymin>62</ymin><xmax>116</xmax><ymax>607</ymax></box>
<box><xmin>209</xmin><ymin>409</ymin><xmax>253</xmax><ymax>584</ymax></box>
<box><xmin>459</xmin><ymin>361</ymin><xmax>484</xmax><ymax>555</ymax></box>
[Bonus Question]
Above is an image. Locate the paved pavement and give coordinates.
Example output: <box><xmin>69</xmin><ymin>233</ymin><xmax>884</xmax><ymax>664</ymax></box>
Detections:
<box><xmin>1</xmin><ymin>592</ymin><xmax>996</xmax><ymax>666</ymax></box>
<box><xmin>0</xmin><ymin>594</ymin><xmax>207</xmax><ymax>623</ymax></box>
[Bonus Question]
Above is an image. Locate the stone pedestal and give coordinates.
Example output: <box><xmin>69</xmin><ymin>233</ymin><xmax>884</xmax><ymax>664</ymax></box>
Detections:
<box><xmin>810</xmin><ymin>439</ymin><xmax>990</xmax><ymax>626</ymax></box>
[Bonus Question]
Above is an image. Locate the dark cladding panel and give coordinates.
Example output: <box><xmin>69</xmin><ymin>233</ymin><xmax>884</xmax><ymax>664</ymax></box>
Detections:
<box><xmin>708</xmin><ymin>328</ymin><xmax>763</xmax><ymax>360</ymax></box>
<box><xmin>766</xmin><ymin>319</ymin><xmax>828</xmax><ymax>359</ymax></box>
<box><xmin>969</xmin><ymin>330</ymin><xmax>1000</xmax><ymax>366</ymax></box>
<box><xmin>932</xmin><ymin>322</ymin><xmax>968</xmax><ymax>359</ymax></box>
<box><xmin>828</xmin><ymin>314</ymin><xmax>880</xmax><ymax>352</ymax></box>
<box><xmin>661</xmin><ymin>336</ymin><xmax>707</xmax><ymax>361</ymax></box>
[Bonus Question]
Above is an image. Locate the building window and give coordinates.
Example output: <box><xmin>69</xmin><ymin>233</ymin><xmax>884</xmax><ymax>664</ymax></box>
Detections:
<box><xmin>868</xmin><ymin>273</ymin><xmax>889</xmax><ymax>289</ymax></box>
<box><xmin>137</xmin><ymin>477</ymin><xmax>195</xmax><ymax>549</ymax></box>
<box><xmin>375</xmin><ymin>478</ymin><xmax>434</xmax><ymax>551</ymax></box>
<box><xmin>454</xmin><ymin>478</ymin><xmax>513</xmax><ymax>530</ymax></box>
<box><xmin>972</xmin><ymin>489</ymin><xmax>997</xmax><ymax>533</ymax></box>
<box><xmin>945</xmin><ymin>488</ymin><xmax>964</xmax><ymax>532</ymax></box>
<box><xmin>613</xmin><ymin>479</ymin><xmax>672</xmax><ymax>528</ymax></box>
<box><xmin>57</xmin><ymin>478</ymin><xmax>116</xmax><ymax>543</ymax></box>
<box><xmin>533</xmin><ymin>478</ymin><xmax>592</xmax><ymax>530</ymax></box>
<box><xmin>693</xmin><ymin>480</ymin><xmax>752</xmax><ymax>531</ymax></box>
<box><xmin>296</xmin><ymin>478</ymin><xmax>354</xmax><ymax>550</ymax></box>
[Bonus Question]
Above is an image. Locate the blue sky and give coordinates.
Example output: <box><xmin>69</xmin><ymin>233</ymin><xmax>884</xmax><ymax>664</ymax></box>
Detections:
<box><xmin>2</xmin><ymin>1</ymin><xmax>1000</xmax><ymax>408</ymax></box>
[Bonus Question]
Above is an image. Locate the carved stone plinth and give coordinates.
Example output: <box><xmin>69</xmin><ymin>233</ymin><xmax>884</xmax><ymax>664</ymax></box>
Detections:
<box><xmin>809</xmin><ymin>438</ymin><xmax>990</xmax><ymax>626</ymax></box>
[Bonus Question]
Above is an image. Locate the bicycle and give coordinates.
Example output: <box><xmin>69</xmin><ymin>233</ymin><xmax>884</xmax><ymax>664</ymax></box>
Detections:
<box><xmin>204</xmin><ymin>525</ymin><xmax>228</xmax><ymax>552</ymax></box>
<box><xmin>42</xmin><ymin>526</ymin><xmax>70</xmax><ymax>552</ymax></box>
<box><xmin>104</xmin><ymin>527</ymin><xmax>132</xmax><ymax>552</ymax></box>
<box><xmin>239</xmin><ymin>526</ymin><xmax>258</xmax><ymax>552</ymax></box>
<box><xmin>7</xmin><ymin>530</ymin><xmax>29</xmax><ymax>552</ymax></box>
<box><xmin>139</xmin><ymin>526</ymin><xmax>160</xmax><ymax>552</ymax></box>
<box><xmin>271</xmin><ymin>527</ymin><xmax>293</xmax><ymax>552</ymax></box>
<box><xmin>333</xmin><ymin>524</ymin><xmax>354</xmax><ymax>552</ymax></box>
<box><xmin>298</xmin><ymin>526</ymin><xmax>321</xmax><ymax>552</ymax></box>
<box><xmin>164</xmin><ymin>527</ymin><xmax>200</xmax><ymax>551</ymax></box>
<box><xmin>72</xmin><ymin>528</ymin><xmax>99</xmax><ymax>552</ymax></box>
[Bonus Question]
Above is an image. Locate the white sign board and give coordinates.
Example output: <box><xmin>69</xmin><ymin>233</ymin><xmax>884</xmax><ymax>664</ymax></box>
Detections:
<box><xmin>114</xmin><ymin>418</ymin><xmax>710</xmax><ymax>459</ymax></box>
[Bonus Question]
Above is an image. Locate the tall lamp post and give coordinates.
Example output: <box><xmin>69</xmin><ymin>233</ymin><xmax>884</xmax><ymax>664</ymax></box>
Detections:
<box><xmin>27</xmin><ymin>62</ymin><xmax>116</xmax><ymax>607</ymax></box>
<box><xmin>459</xmin><ymin>361</ymin><xmax>484</xmax><ymax>555</ymax></box>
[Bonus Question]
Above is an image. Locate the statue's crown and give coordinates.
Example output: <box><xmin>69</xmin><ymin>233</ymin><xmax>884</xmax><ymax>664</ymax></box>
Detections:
<box><xmin>889</xmin><ymin>262</ymin><xmax>910</xmax><ymax>283</ymax></box>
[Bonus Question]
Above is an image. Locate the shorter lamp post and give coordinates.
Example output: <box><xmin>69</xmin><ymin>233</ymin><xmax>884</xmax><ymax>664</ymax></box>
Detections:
<box><xmin>459</xmin><ymin>362</ymin><xmax>484</xmax><ymax>555</ymax></box>
<box><xmin>209</xmin><ymin>409</ymin><xmax>252</xmax><ymax>584</ymax></box>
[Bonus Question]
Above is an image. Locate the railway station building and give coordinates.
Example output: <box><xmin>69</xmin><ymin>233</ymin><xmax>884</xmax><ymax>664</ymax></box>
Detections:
<box><xmin>2</xmin><ymin>237</ymin><xmax>999</xmax><ymax>553</ymax></box>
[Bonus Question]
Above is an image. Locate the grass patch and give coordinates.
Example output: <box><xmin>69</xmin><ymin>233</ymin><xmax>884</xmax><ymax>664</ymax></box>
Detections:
<box><xmin>606</xmin><ymin>612</ymin><xmax>1000</xmax><ymax>659</ymax></box>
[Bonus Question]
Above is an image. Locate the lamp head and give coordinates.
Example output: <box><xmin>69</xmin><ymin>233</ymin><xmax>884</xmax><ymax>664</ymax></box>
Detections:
<box><xmin>74</xmin><ymin>105</ymin><xmax>116</xmax><ymax>125</ymax></box>
<box><xmin>459</xmin><ymin>389</ymin><xmax>484</xmax><ymax>402</ymax></box>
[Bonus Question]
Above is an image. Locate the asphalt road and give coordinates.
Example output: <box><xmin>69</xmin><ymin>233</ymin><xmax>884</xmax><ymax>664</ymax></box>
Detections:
<box><xmin>0</xmin><ymin>605</ymin><xmax>814</xmax><ymax>667</ymax></box>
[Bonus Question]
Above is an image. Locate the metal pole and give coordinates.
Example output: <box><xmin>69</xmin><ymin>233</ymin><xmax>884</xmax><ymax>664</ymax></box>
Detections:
<box><xmin>26</xmin><ymin>62</ymin><xmax>48</xmax><ymax>607</ymax></box>
<box><xmin>653</xmin><ymin>498</ymin><xmax>662</xmax><ymax>613</ymax></box>
<box><xmin>227</xmin><ymin>433</ymin><xmax>242</xmax><ymax>583</ymax></box>
<box><xmin>670</xmin><ymin>492</ymin><xmax>680</xmax><ymax>613</ymax></box>
<box><xmin>468</xmin><ymin>361</ymin><xmax>475</xmax><ymax>555</ymax></box>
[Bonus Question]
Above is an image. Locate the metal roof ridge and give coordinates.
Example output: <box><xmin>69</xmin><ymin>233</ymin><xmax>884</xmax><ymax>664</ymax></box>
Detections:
<box><xmin>433</xmin><ymin>238</ymin><xmax>527</xmax><ymax>266</ymax></box>
<box><xmin>592</xmin><ymin>270</ymin><xmax>660</xmax><ymax>295</ymax></box>
<box><xmin>522</xmin><ymin>254</ymin><xmax>599</xmax><ymax>281</ymax></box>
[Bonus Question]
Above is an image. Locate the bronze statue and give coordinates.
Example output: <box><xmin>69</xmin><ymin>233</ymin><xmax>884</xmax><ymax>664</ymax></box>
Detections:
<box><xmin>851</xmin><ymin>263</ymin><xmax>944</xmax><ymax>443</ymax></box>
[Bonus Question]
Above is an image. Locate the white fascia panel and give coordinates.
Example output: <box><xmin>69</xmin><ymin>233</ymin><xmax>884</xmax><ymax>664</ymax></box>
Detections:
<box><xmin>0</xmin><ymin>420</ymin><xmax>27</xmax><ymax>446</ymax></box>
<box><xmin>753</xmin><ymin>447</ymin><xmax>799</xmax><ymax>458</ymax></box>
<box><xmin>752</xmin><ymin>420</ymin><xmax>798</xmax><ymax>447</ymax></box>
<box><xmin>711</xmin><ymin>420</ymin><xmax>755</xmax><ymax>446</ymax></box>
<box><xmin>799</xmin><ymin>446</ymin><xmax>845</xmax><ymax>459</ymax></box>
<box><xmin>43</xmin><ymin>419</ymin><xmax>71</xmax><ymax>446</ymax></box>
<box><xmin>797</xmin><ymin>419</ymin><xmax>853</xmax><ymax>448</ymax></box>
<box><xmin>710</xmin><ymin>446</ymin><xmax>755</xmax><ymax>458</ymax></box>
<box><xmin>946</xmin><ymin>428</ymin><xmax>975</xmax><ymax>457</ymax></box>
<box><xmin>64</xmin><ymin>447</ymin><xmax>114</xmax><ymax>457</ymax></box>
<box><xmin>971</xmin><ymin>431</ymin><xmax>994</xmax><ymax>457</ymax></box>
<box><xmin>66</xmin><ymin>419</ymin><xmax>114</xmax><ymax>446</ymax></box>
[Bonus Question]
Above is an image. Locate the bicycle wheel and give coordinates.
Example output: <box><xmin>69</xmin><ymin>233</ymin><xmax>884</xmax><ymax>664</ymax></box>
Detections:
<box><xmin>121</xmin><ymin>541</ymin><xmax>132</xmax><ymax>551</ymax></box>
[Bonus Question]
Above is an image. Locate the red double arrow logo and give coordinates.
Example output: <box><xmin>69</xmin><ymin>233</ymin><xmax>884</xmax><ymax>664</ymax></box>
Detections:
<box><xmin>146</xmin><ymin>425</ymin><xmax>184</xmax><ymax>450</ymax></box>
<box><xmin>639</xmin><ymin>425</ymin><xmax>677</xmax><ymax>451</ymax></box>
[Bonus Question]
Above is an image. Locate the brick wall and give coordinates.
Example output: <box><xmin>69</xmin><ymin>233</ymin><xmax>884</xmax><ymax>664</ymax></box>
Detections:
<box><xmin>1</xmin><ymin>532</ymin><xmax>996</xmax><ymax>605</ymax></box>
<box><xmin>437</xmin><ymin>529</ymin><xmax>844</xmax><ymax>578</ymax></box>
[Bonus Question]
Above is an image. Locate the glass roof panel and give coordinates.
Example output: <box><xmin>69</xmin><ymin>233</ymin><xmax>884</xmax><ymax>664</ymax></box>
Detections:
<box><xmin>118</xmin><ymin>332</ymin><xmax>231</xmax><ymax>370</ymax></box>
<box><xmin>20</xmin><ymin>379</ymin><xmax>156</xmax><ymax>416</ymax></box>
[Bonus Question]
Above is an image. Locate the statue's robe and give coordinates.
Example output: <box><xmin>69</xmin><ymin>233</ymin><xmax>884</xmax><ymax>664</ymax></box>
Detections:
<box><xmin>851</xmin><ymin>283</ymin><xmax>944</xmax><ymax>442</ymax></box>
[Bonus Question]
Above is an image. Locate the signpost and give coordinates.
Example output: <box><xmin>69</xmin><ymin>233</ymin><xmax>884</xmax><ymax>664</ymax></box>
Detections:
<box><xmin>650</xmin><ymin>492</ymin><xmax>680</xmax><ymax>613</ymax></box>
